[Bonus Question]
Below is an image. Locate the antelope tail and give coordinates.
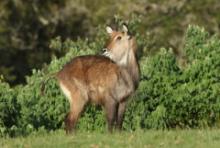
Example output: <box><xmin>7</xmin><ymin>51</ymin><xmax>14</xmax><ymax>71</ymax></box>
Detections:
<box><xmin>40</xmin><ymin>72</ymin><xmax>57</xmax><ymax>96</ymax></box>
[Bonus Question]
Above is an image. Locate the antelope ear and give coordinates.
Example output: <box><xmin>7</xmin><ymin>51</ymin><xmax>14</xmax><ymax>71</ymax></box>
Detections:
<box><xmin>106</xmin><ymin>26</ymin><xmax>113</xmax><ymax>34</ymax></box>
<box><xmin>122</xmin><ymin>25</ymin><xmax>128</xmax><ymax>33</ymax></box>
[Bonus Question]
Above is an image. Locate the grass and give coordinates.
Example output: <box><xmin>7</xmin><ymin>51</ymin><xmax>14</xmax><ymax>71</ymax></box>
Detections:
<box><xmin>1</xmin><ymin>129</ymin><xmax>220</xmax><ymax>148</ymax></box>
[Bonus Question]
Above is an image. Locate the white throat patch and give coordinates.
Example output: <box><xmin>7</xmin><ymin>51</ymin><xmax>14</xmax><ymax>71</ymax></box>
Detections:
<box><xmin>118</xmin><ymin>52</ymin><xmax>129</xmax><ymax>66</ymax></box>
<box><xmin>103</xmin><ymin>50</ymin><xmax>113</xmax><ymax>59</ymax></box>
<box><xmin>103</xmin><ymin>49</ymin><xmax>130</xmax><ymax>66</ymax></box>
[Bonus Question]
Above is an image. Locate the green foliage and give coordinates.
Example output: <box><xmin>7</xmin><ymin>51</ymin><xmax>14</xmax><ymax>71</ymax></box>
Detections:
<box><xmin>0</xmin><ymin>24</ymin><xmax>220</xmax><ymax>137</ymax></box>
<box><xmin>0</xmin><ymin>79</ymin><xmax>19</xmax><ymax>136</ymax></box>
<box><xmin>2</xmin><ymin>0</ymin><xmax>220</xmax><ymax>85</ymax></box>
<box><xmin>123</xmin><ymin>25</ymin><xmax>220</xmax><ymax>129</ymax></box>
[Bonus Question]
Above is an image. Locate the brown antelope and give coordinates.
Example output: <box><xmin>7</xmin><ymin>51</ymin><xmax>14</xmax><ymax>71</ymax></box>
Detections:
<box><xmin>56</xmin><ymin>25</ymin><xmax>140</xmax><ymax>133</ymax></box>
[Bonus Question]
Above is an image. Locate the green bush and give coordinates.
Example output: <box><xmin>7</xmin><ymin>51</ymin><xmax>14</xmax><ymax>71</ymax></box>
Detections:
<box><xmin>0</xmin><ymin>24</ymin><xmax>220</xmax><ymax>137</ymax></box>
<box><xmin>123</xmin><ymin>25</ymin><xmax>220</xmax><ymax>130</ymax></box>
<box><xmin>0</xmin><ymin>78</ymin><xmax>20</xmax><ymax>136</ymax></box>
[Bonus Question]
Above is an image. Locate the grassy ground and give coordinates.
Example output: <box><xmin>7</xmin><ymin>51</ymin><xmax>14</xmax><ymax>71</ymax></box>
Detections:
<box><xmin>1</xmin><ymin>130</ymin><xmax>220</xmax><ymax>148</ymax></box>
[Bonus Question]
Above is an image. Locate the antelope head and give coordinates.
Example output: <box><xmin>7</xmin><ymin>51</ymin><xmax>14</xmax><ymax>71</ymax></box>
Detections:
<box><xmin>103</xmin><ymin>25</ymin><xmax>137</xmax><ymax>66</ymax></box>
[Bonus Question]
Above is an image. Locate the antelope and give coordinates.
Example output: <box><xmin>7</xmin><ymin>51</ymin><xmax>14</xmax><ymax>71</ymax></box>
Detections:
<box><xmin>56</xmin><ymin>25</ymin><xmax>140</xmax><ymax>133</ymax></box>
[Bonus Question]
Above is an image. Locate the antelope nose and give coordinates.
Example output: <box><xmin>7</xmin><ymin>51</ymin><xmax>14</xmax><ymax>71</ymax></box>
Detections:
<box><xmin>102</xmin><ymin>48</ymin><xmax>107</xmax><ymax>52</ymax></box>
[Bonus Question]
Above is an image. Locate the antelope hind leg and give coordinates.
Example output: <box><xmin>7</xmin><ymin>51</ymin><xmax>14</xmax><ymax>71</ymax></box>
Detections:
<box><xmin>65</xmin><ymin>92</ymin><xmax>87</xmax><ymax>134</ymax></box>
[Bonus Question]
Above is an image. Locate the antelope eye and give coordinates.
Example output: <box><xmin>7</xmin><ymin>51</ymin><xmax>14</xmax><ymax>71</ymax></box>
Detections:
<box><xmin>116</xmin><ymin>36</ymin><xmax>122</xmax><ymax>40</ymax></box>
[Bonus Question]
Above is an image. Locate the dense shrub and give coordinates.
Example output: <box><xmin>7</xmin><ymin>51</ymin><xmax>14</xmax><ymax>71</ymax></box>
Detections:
<box><xmin>0</xmin><ymin>78</ymin><xmax>20</xmax><ymax>136</ymax></box>
<box><xmin>0</xmin><ymin>24</ymin><xmax>220</xmax><ymax>136</ymax></box>
<box><xmin>123</xmin><ymin>25</ymin><xmax>220</xmax><ymax>130</ymax></box>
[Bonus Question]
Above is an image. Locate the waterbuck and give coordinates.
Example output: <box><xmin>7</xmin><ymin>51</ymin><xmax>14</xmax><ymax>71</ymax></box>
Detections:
<box><xmin>56</xmin><ymin>25</ymin><xmax>140</xmax><ymax>133</ymax></box>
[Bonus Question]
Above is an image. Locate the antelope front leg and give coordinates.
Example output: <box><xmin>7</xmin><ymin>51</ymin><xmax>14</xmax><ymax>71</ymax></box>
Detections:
<box><xmin>104</xmin><ymin>99</ymin><xmax>117</xmax><ymax>132</ymax></box>
<box><xmin>116</xmin><ymin>101</ymin><xmax>126</xmax><ymax>130</ymax></box>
